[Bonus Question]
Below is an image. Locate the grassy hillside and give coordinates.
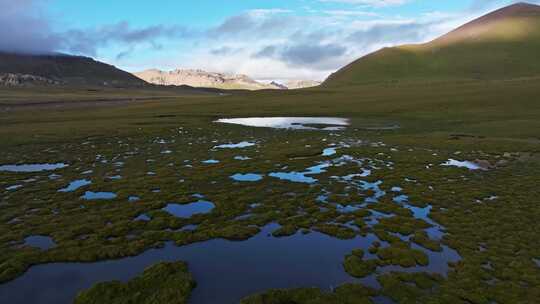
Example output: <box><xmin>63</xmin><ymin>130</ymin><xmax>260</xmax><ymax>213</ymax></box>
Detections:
<box><xmin>325</xmin><ymin>3</ymin><xmax>540</xmax><ymax>86</ymax></box>
<box><xmin>0</xmin><ymin>52</ymin><xmax>146</xmax><ymax>86</ymax></box>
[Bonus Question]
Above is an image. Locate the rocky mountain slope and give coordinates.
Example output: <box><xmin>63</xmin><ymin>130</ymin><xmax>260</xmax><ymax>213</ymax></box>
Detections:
<box><xmin>134</xmin><ymin>69</ymin><xmax>320</xmax><ymax>90</ymax></box>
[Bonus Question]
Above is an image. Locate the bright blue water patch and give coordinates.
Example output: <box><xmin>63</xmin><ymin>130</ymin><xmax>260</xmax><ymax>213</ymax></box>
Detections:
<box><xmin>269</xmin><ymin>163</ymin><xmax>330</xmax><ymax>184</ymax></box>
<box><xmin>202</xmin><ymin>159</ymin><xmax>220</xmax><ymax>164</ymax></box>
<box><xmin>162</xmin><ymin>200</ymin><xmax>215</xmax><ymax>218</ymax></box>
<box><xmin>269</xmin><ymin>172</ymin><xmax>317</xmax><ymax>184</ymax></box>
<box><xmin>0</xmin><ymin>163</ymin><xmax>68</xmax><ymax>173</ymax></box>
<box><xmin>213</xmin><ymin>141</ymin><xmax>256</xmax><ymax>149</ymax></box>
<box><xmin>23</xmin><ymin>236</ymin><xmax>56</xmax><ymax>250</ymax></box>
<box><xmin>407</xmin><ymin>205</ymin><xmax>433</xmax><ymax>222</ymax></box>
<box><xmin>393</xmin><ymin>195</ymin><xmax>409</xmax><ymax>204</ymax></box>
<box><xmin>80</xmin><ymin>191</ymin><xmax>117</xmax><ymax>200</ymax></box>
<box><xmin>58</xmin><ymin>179</ymin><xmax>91</xmax><ymax>192</ymax></box>
<box><xmin>230</xmin><ymin>173</ymin><xmax>264</xmax><ymax>182</ymax></box>
<box><xmin>322</xmin><ymin>148</ymin><xmax>337</xmax><ymax>156</ymax></box>
<box><xmin>107</xmin><ymin>175</ymin><xmax>122</xmax><ymax>180</ymax></box>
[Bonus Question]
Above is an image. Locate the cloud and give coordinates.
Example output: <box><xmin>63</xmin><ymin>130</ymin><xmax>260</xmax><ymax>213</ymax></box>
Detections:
<box><xmin>280</xmin><ymin>43</ymin><xmax>348</xmax><ymax>68</ymax></box>
<box><xmin>252</xmin><ymin>46</ymin><xmax>278</xmax><ymax>58</ymax></box>
<box><xmin>0</xmin><ymin>0</ymin><xmax>61</xmax><ymax>54</ymax></box>
<box><xmin>347</xmin><ymin>20</ymin><xmax>430</xmax><ymax>46</ymax></box>
<box><xmin>208</xmin><ymin>9</ymin><xmax>296</xmax><ymax>38</ymax></box>
<box><xmin>0</xmin><ymin>0</ymin><xmax>193</xmax><ymax>58</ymax></box>
<box><xmin>319</xmin><ymin>0</ymin><xmax>409</xmax><ymax>7</ymax></box>
<box><xmin>61</xmin><ymin>22</ymin><xmax>193</xmax><ymax>57</ymax></box>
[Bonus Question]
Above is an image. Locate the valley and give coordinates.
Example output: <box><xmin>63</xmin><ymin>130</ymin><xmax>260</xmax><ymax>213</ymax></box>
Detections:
<box><xmin>0</xmin><ymin>2</ymin><xmax>539</xmax><ymax>304</ymax></box>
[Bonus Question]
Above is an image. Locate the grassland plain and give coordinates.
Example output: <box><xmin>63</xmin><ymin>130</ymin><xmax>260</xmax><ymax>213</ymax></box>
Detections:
<box><xmin>0</xmin><ymin>74</ymin><xmax>539</xmax><ymax>304</ymax></box>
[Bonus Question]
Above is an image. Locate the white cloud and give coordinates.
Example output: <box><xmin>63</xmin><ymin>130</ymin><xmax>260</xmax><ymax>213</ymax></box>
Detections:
<box><xmin>318</xmin><ymin>0</ymin><xmax>410</xmax><ymax>7</ymax></box>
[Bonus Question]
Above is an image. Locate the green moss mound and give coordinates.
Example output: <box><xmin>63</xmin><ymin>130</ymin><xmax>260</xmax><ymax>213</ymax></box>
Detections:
<box><xmin>74</xmin><ymin>261</ymin><xmax>196</xmax><ymax>304</ymax></box>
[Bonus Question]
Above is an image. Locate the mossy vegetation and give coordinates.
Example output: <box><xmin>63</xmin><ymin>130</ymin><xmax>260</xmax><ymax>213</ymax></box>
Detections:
<box><xmin>342</xmin><ymin>249</ymin><xmax>378</xmax><ymax>278</ymax></box>
<box><xmin>74</xmin><ymin>261</ymin><xmax>196</xmax><ymax>304</ymax></box>
<box><xmin>0</xmin><ymin>64</ymin><xmax>539</xmax><ymax>303</ymax></box>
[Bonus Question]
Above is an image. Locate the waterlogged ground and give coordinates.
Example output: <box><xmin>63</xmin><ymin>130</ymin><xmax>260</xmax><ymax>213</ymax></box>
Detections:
<box><xmin>0</xmin><ymin>117</ymin><xmax>539</xmax><ymax>304</ymax></box>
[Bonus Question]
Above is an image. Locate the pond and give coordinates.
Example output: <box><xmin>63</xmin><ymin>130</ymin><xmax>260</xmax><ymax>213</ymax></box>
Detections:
<box><xmin>269</xmin><ymin>163</ymin><xmax>331</xmax><ymax>184</ymax></box>
<box><xmin>0</xmin><ymin>223</ymin><xmax>459</xmax><ymax>304</ymax></box>
<box><xmin>213</xmin><ymin>141</ymin><xmax>256</xmax><ymax>149</ymax></box>
<box><xmin>230</xmin><ymin>173</ymin><xmax>264</xmax><ymax>182</ymax></box>
<box><xmin>441</xmin><ymin>159</ymin><xmax>486</xmax><ymax>170</ymax></box>
<box><xmin>80</xmin><ymin>191</ymin><xmax>118</xmax><ymax>200</ymax></box>
<box><xmin>58</xmin><ymin>179</ymin><xmax>92</xmax><ymax>192</ymax></box>
<box><xmin>0</xmin><ymin>163</ymin><xmax>68</xmax><ymax>173</ymax></box>
<box><xmin>162</xmin><ymin>200</ymin><xmax>216</xmax><ymax>218</ymax></box>
<box><xmin>215</xmin><ymin>117</ymin><xmax>349</xmax><ymax>130</ymax></box>
<box><xmin>23</xmin><ymin>235</ymin><xmax>56</xmax><ymax>251</ymax></box>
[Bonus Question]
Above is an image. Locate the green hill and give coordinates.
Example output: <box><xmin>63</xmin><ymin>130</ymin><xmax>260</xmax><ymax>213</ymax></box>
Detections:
<box><xmin>0</xmin><ymin>52</ymin><xmax>147</xmax><ymax>87</ymax></box>
<box><xmin>324</xmin><ymin>2</ymin><xmax>540</xmax><ymax>86</ymax></box>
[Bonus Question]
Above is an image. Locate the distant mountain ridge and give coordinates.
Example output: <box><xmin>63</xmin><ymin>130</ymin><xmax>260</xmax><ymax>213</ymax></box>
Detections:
<box><xmin>325</xmin><ymin>2</ymin><xmax>540</xmax><ymax>86</ymax></box>
<box><xmin>0</xmin><ymin>52</ymin><xmax>146</xmax><ymax>86</ymax></box>
<box><xmin>134</xmin><ymin>69</ymin><xmax>320</xmax><ymax>90</ymax></box>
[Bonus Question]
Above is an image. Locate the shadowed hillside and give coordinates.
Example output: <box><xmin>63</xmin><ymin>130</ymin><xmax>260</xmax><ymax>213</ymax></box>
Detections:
<box><xmin>0</xmin><ymin>52</ymin><xmax>147</xmax><ymax>86</ymax></box>
<box><xmin>325</xmin><ymin>2</ymin><xmax>540</xmax><ymax>86</ymax></box>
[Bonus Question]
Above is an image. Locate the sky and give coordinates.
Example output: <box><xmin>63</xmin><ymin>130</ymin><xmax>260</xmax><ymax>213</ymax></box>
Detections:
<box><xmin>1</xmin><ymin>0</ymin><xmax>538</xmax><ymax>81</ymax></box>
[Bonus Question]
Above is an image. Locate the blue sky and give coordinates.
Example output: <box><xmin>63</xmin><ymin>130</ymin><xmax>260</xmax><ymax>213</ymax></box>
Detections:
<box><xmin>1</xmin><ymin>0</ymin><xmax>537</xmax><ymax>80</ymax></box>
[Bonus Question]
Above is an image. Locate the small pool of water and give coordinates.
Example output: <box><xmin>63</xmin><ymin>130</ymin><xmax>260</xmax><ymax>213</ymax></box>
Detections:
<box><xmin>134</xmin><ymin>214</ymin><xmax>151</xmax><ymax>222</ymax></box>
<box><xmin>23</xmin><ymin>236</ymin><xmax>56</xmax><ymax>250</ymax></box>
<box><xmin>80</xmin><ymin>191</ymin><xmax>117</xmax><ymax>200</ymax></box>
<box><xmin>213</xmin><ymin>142</ymin><xmax>256</xmax><ymax>149</ymax></box>
<box><xmin>322</xmin><ymin>148</ymin><xmax>337</xmax><ymax>156</ymax></box>
<box><xmin>6</xmin><ymin>184</ymin><xmax>23</xmax><ymax>191</ymax></box>
<box><xmin>216</xmin><ymin>117</ymin><xmax>349</xmax><ymax>130</ymax></box>
<box><xmin>0</xmin><ymin>163</ymin><xmax>68</xmax><ymax>173</ymax></box>
<box><xmin>230</xmin><ymin>173</ymin><xmax>264</xmax><ymax>182</ymax></box>
<box><xmin>162</xmin><ymin>200</ymin><xmax>215</xmax><ymax>218</ymax></box>
<box><xmin>58</xmin><ymin>179</ymin><xmax>92</xmax><ymax>193</ymax></box>
<box><xmin>269</xmin><ymin>163</ymin><xmax>331</xmax><ymax>184</ymax></box>
<box><xmin>201</xmin><ymin>159</ymin><xmax>220</xmax><ymax>164</ymax></box>
<box><xmin>441</xmin><ymin>159</ymin><xmax>486</xmax><ymax>171</ymax></box>
<box><xmin>128</xmin><ymin>196</ymin><xmax>141</xmax><ymax>202</ymax></box>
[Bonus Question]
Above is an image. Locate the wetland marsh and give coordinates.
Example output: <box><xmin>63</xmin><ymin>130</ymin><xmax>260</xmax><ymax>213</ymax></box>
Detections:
<box><xmin>1</xmin><ymin>78</ymin><xmax>539</xmax><ymax>304</ymax></box>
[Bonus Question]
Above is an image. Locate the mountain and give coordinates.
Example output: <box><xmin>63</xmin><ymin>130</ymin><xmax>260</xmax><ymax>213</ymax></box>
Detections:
<box><xmin>0</xmin><ymin>52</ymin><xmax>146</xmax><ymax>86</ymax></box>
<box><xmin>134</xmin><ymin>69</ymin><xmax>321</xmax><ymax>90</ymax></box>
<box><xmin>134</xmin><ymin>69</ymin><xmax>282</xmax><ymax>90</ymax></box>
<box><xmin>325</xmin><ymin>2</ymin><xmax>540</xmax><ymax>86</ymax></box>
<box><xmin>284</xmin><ymin>80</ymin><xmax>321</xmax><ymax>89</ymax></box>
